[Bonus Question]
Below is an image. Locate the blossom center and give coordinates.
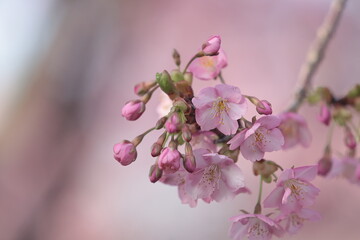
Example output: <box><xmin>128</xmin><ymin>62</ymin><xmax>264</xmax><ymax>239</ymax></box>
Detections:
<box><xmin>212</xmin><ymin>97</ymin><xmax>229</xmax><ymax>124</ymax></box>
<box><xmin>285</xmin><ymin>179</ymin><xmax>307</xmax><ymax>199</ymax></box>
<box><xmin>248</xmin><ymin>219</ymin><xmax>269</xmax><ymax>238</ymax></box>
<box><xmin>200</xmin><ymin>56</ymin><xmax>216</xmax><ymax>68</ymax></box>
<box><xmin>201</xmin><ymin>165</ymin><xmax>221</xmax><ymax>186</ymax></box>
<box><xmin>290</xmin><ymin>213</ymin><xmax>305</xmax><ymax>228</ymax></box>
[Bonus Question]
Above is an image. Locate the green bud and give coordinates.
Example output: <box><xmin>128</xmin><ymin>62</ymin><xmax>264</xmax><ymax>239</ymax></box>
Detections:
<box><xmin>172</xmin><ymin>49</ymin><xmax>181</xmax><ymax>67</ymax></box>
<box><xmin>347</xmin><ymin>84</ymin><xmax>360</xmax><ymax>99</ymax></box>
<box><xmin>333</xmin><ymin>107</ymin><xmax>352</xmax><ymax>126</ymax></box>
<box><xmin>184</xmin><ymin>72</ymin><xmax>193</xmax><ymax>85</ymax></box>
<box><xmin>156</xmin><ymin>70</ymin><xmax>177</xmax><ymax>97</ymax></box>
<box><xmin>171</xmin><ymin>69</ymin><xmax>184</xmax><ymax>82</ymax></box>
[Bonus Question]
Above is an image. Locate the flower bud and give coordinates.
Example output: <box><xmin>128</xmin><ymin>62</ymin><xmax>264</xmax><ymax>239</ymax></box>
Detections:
<box><xmin>318</xmin><ymin>104</ymin><xmax>331</xmax><ymax>126</ymax></box>
<box><xmin>156</xmin><ymin>70</ymin><xmax>177</xmax><ymax>98</ymax></box>
<box><xmin>172</xmin><ymin>49</ymin><xmax>181</xmax><ymax>67</ymax></box>
<box><xmin>173</xmin><ymin>97</ymin><xmax>190</xmax><ymax>113</ymax></box>
<box><xmin>184</xmin><ymin>72</ymin><xmax>193</xmax><ymax>85</ymax></box>
<box><xmin>344</xmin><ymin>126</ymin><xmax>357</xmax><ymax>149</ymax></box>
<box><xmin>171</xmin><ymin>69</ymin><xmax>184</xmax><ymax>82</ymax></box>
<box><xmin>155</xmin><ymin>116</ymin><xmax>168</xmax><ymax>129</ymax></box>
<box><xmin>121</xmin><ymin>100</ymin><xmax>145</xmax><ymax>121</ymax></box>
<box><xmin>149</xmin><ymin>164</ymin><xmax>163</xmax><ymax>183</ymax></box>
<box><xmin>202</xmin><ymin>35</ymin><xmax>221</xmax><ymax>55</ymax></box>
<box><xmin>182</xmin><ymin>125</ymin><xmax>192</xmax><ymax>142</ymax></box>
<box><xmin>256</xmin><ymin>100</ymin><xmax>272</xmax><ymax>115</ymax></box>
<box><xmin>158</xmin><ymin>147</ymin><xmax>181</xmax><ymax>173</ymax></box>
<box><xmin>333</xmin><ymin>107</ymin><xmax>352</xmax><ymax>126</ymax></box>
<box><xmin>317</xmin><ymin>156</ymin><xmax>332</xmax><ymax>176</ymax></box>
<box><xmin>165</xmin><ymin>112</ymin><xmax>182</xmax><ymax>133</ymax></box>
<box><xmin>151</xmin><ymin>142</ymin><xmax>163</xmax><ymax>157</ymax></box>
<box><xmin>134</xmin><ymin>81</ymin><xmax>156</xmax><ymax>96</ymax></box>
<box><xmin>183</xmin><ymin>154</ymin><xmax>196</xmax><ymax>173</ymax></box>
<box><xmin>113</xmin><ymin>141</ymin><xmax>137</xmax><ymax>166</ymax></box>
<box><xmin>347</xmin><ymin>84</ymin><xmax>360</xmax><ymax>98</ymax></box>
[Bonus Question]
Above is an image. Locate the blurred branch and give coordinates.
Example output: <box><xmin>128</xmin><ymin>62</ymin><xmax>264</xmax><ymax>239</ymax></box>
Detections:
<box><xmin>288</xmin><ymin>0</ymin><xmax>348</xmax><ymax>112</ymax></box>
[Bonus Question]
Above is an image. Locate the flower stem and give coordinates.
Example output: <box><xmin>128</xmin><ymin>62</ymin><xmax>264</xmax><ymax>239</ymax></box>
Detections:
<box><xmin>182</xmin><ymin>52</ymin><xmax>204</xmax><ymax>74</ymax></box>
<box><xmin>288</xmin><ymin>0</ymin><xmax>348</xmax><ymax>112</ymax></box>
<box><xmin>254</xmin><ymin>176</ymin><xmax>263</xmax><ymax>214</ymax></box>
<box><xmin>218</xmin><ymin>72</ymin><xmax>226</xmax><ymax>84</ymax></box>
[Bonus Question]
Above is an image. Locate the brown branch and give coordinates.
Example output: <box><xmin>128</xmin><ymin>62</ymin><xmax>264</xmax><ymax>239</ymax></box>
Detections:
<box><xmin>288</xmin><ymin>0</ymin><xmax>348</xmax><ymax>112</ymax></box>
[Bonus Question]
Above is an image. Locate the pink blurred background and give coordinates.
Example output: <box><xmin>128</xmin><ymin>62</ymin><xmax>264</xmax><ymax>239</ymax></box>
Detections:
<box><xmin>0</xmin><ymin>0</ymin><xmax>360</xmax><ymax>239</ymax></box>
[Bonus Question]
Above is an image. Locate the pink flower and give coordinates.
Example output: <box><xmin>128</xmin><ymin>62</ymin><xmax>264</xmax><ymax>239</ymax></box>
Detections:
<box><xmin>192</xmin><ymin>84</ymin><xmax>247</xmax><ymax>135</ymax></box>
<box><xmin>263</xmin><ymin>166</ymin><xmax>320</xmax><ymax>212</ymax></box>
<box><xmin>158</xmin><ymin>147</ymin><xmax>182</xmax><ymax>173</ymax></box>
<box><xmin>256</xmin><ymin>100</ymin><xmax>272</xmax><ymax>115</ymax></box>
<box><xmin>318</xmin><ymin>104</ymin><xmax>331</xmax><ymax>126</ymax></box>
<box><xmin>185</xmin><ymin>149</ymin><xmax>246</xmax><ymax>204</ymax></box>
<box><xmin>165</xmin><ymin>112</ymin><xmax>182</xmax><ymax>133</ymax></box>
<box><xmin>121</xmin><ymin>100</ymin><xmax>145</xmax><ymax>121</ymax></box>
<box><xmin>113</xmin><ymin>141</ymin><xmax>137</xmax><ymax>166</ymax></box>
<box><xmin>229</xmin><ymin>214</ymin><xmax>284</xmax><ymax>240</ymax></box>
<box><xmin>276</xmin><ymin>208</ymin><xmax>321</xmax><ymax>235</ymax></box>
<box><xmin>190</xmin><ymin>131</ymin><xmax>218</xmax><ymax>152</ymax></box>
<box><xmin>278</xmin><ymin>112</ymin><xmax>311</xmax><ymax>150</ymax></box>
<box><xmin>340</xmin><ymin>157</ymin><xmax>360</xmax><ymax>184</ymax></box>
<box><xmin>202</xmin><ymin>35</ymin><xmax>221</xmax><ymax>55</ymax></box>
<box><xmin>228</xmin><ymin>116</ymin><xmax>284</xmax><ymax>162</ymax></box>
<box><xmin>188</xmin><ymin>49</ymin><xmax>228</xmax><ymax>80</ymax></box>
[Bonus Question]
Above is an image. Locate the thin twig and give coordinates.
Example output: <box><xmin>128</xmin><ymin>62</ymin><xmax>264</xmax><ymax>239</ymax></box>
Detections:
<box><xmin>288</xmin><ymin>0</ymin><xmax>348</xmax><ymax>112</ymax></box>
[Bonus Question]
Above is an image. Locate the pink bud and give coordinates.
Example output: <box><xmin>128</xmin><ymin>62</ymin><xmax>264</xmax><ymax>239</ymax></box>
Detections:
<box><xmin>256</xmin><ymin>100</ymin><xmax>272</xmax><ymax>115</ymax></box>
<box><xmin>158</xmin><ymin>147</ymin><xmax>181</xmax><ymax>173</ymax></box>
<box><xmin>318</xmin><ymin>104</ymin><xmax>331</xmax><ymax>126</ymax></box>
<box><xmin>151</xmin><ymin>142</ymin><xmax>163</xmax><ymax>157</ymax></box>
<box><xmin>149</xmin><ymin>164</ymin><xmax>163</xmax><ymax>183</ymax></box>
<box><xmin>344</xmin><ymin>127</ymin><xmax>357</xmax><ymax>149</ymax></box>
<box><xmin>202</xmin><ymin>35</ymin><xmax>221</xmax><ymax>55</ymax></box>
<box><xmin>317</xmin><ymin>157</ymin><xmax>332</xmax><ymax>176</ymax></box>
<box><xmin>113</xmin><ymin>141</ymin><xmax>137</xmax><ymax>166</ymax></box>
<box><xmin>121</xmin><ymin>100</ymin><xmax>145</xmax><ymax>121</ymax></box>
<box><xmin>183</xmin><ymin>154</ymin><xmax>196</xmax><ymax>173</ymax></box>
<box><xmin>165</xmin><ymin>112</ymin><xmax>182</xmax><ymax>133</ymax></box>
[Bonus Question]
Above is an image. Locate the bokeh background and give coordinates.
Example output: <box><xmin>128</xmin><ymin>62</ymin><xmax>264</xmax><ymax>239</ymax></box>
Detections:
<box><xmin>1</xmin><ymin>0</ymin><xmax>360</xmax><ymax>239</ymax></box>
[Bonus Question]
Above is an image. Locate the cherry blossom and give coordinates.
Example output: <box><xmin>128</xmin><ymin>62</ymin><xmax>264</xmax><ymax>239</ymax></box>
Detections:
<box><xmin>228</xmin><ymin>116</ymin><xmax>284</xmax><ymax>162</ymax></box>
<box><xmin>185</xmin><ymin>149</ymin><xmax>246</xmax><ymax>204</ymax></box>
<box><xmin>121</xmin><ymin>99</ymin><xmax>145</xmax><ymax>121</ymax></box>
<box><xmin>202</xmin><ymin>35</ymin><xmax>221</xmax><ymax>55</ymax></box>
<box><xmin>192</xmin><ymin>84</ymin><xmax>247</xmax><ymax>135</ymax></box>
<box><xmin>278</xmin><ymin>112</ymin><xmax>312</xmax><ymax>150</ymax></box>
<box><xmin>188</xmin><ymin>49</ymin><xmax>228</xmax><ymax>80</ymax></box>
<box><xmin>229</xmin><ymin>214</ymin><xmax>284</xmax><ymax>240</ymax></box>
<box><xmin>113</xmin><ymin>141</ymin><xmax>137</xmax><ymax>166</ymax></box>
<box><xmin>263</xmin><ymin>165</ymin><xmax>320</xmax><ymax>212</ymax></box>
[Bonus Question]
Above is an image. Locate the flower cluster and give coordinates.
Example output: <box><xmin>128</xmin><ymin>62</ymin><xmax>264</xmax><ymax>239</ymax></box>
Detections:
<box><xmin>112</xmin><ymin>35</ymin><xmax>358</xmax><ymax>239</ymax></box>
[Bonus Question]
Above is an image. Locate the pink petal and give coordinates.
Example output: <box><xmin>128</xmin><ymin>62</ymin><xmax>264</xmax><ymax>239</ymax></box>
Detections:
<box><xmin>240</xmin><ymin>136</ymin><xmax>265</xmax><ymax>162</ymax></box>
<box><xmin>245</xmin><ymin>123</ymin><xmax>261</xmax><ymax>139</ymax></box>
<box><xmin>178</xmin><ymin>184</ymin><xmax>197</xmax><ymax>208</ymax></box>
<box><xmin>193</xmin><ymin>148</ymin><xmax>211</xmax><ymax>169</ymax></box>
<box><xmin>294</xmin><ymin>165</ymin><xmax>318</xmax><ymax>181</ymax></box>
<box><xmin>215</xmin><ymin>84</ymin><xmax>243</xmax><ymax>103</ymax></box>
<box><xmin>257</xmin><ymin>127</ymin><xmax>284</xmax><ymax>152</ymax></box>
<box><xmin>228</xmin><ymin>130</ymin><xmax>246</xmax><ymax>150</ymax></box>
<box><xmin>187</xmin><ymin>56</ymin><xmax>218</xmax><ymax>80</ymax></box>
<box><xmin>220</xmin><ymin>161</ymin><xmax>245</xmax><ymax>191</ymax></box>
<box><xmin>217</xmin><ymin>112</ymin><xmax>238</xmax><ymax>135</ymax></box>
<box><xmin>227</xmin><ymin>102</ymin><xmax>248</xmax><ymax>120</ymax></box>
<box><xmin>282</xmin><ymin>187</ymin><xmax>292</xmax><ymax>205</ymax></box>
<box><xmin>229</xmin><ymin>221</ymin><xmax>249</xmax><ymax>240</ymax></box>
<box><xmin>192</xmin><ymin>87</ymin><xmax>217</xmax><ymax>108</ymax></box>
<box><xmin>299</xmin><ymin>125</ymin><xmax>312</xmax><ymax>147</ymax></box>
<box><xmin>257</xmin><ymin>115</ymin><xmax>281</xmax><ymax>129</ymax></box>
<box><xmin>195</xmin><ymin>107</ymin><xmax>219</xmax><ymax>131</ymax></box>
<box><xmin>263</xmin><ymin>187</ymin><xmax>285</xmax><ymax>208</ymax></box>
<box><xmin>211</xmin><ymin>179</ymin><xmax>235</xmax><ymax>202</ymax></box>
<box><xmin>299</xmin><ymin>208</ymin><xmax>321</xmax><ymax>221</ymax></box>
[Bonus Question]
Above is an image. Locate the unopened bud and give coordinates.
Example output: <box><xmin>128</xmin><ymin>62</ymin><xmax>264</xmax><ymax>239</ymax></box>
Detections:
<box><xmin>132</xmin><ymin>134</ymin><xmax>145</xmax><ymax>147</ymax></box>
<box><xmin>333</xmin><ymin>107</ymin><xmax>352</xmax><ymax>126</ymax></box>
<box><xmin>317</xmin><ymin>157</ymin><xmax>332</xmax><ymax>176</ymax></box>
<box><xmin>113</xmin><ymin>141</ymin><xmax>137</xmax><ymax>166</ymax></box>
<box><xmin>202</xmin><ymin>35</ymin><xmax>221</xmax><ymax>55</ymax></box>
<box><xmin>165</xmin><ymin>112</ymin><xmax>182</xmax><ymax>133</ymax></box>
<box><xmin>156</xmin><ymin>131</ymin><xmax>167</xmax><ymax>145</ymax></box>
<box><xmin>156</xmin><ymin>70</ymin><xmax>177</xmax><ymax>98</ymax></box>
<box><xmin>175</xmin><ymin>80</ymin><xmax>194</xmax><ymax>99</ymax></box>
<box><xmin>121</xmin><ymin>100</ymin><xmax>145</xmax><ymax>121</ymax></box>
<box><xmin>256</xmin><ymin>100</ymin><xmax>272</xmax><ymax>115</ymax></box>
<box><xmin>182</xmin><ymin>125</ymin><xmax>192</xmax><ymax>142</ymax></box>
<box><xmin>318</xmin><ymin>104</ymin><xmax>331</xmax><ymax>126</ymax></box>
<box><xmin>134</xmin><ymin>81</ymin><xmax>156</xmax><ymax>96</ymax></box>
<box><xmin>173</xmin><ymin>98</ymin><xmax>190</xmax><ymax>113</ymax></box>
<box><xmin>344</xmin><ymin>126</ymin><xmax>357</xmax><ymax>149</ymax></box>
<box><xmin>151</xmin><ymin>142</ymin><xmax>163</xmax><ymax>157</ymax></box>
<box><xmin>155</xmin><ymin>116</ymin><xmax>168</xmax><ymax>129</ymax></box>
<box><xmin>347</xmin><ymin>84</ymin><xmax>360</xmax><ymax>99</ymax></box>
<box><xmin>184</xmin><ymin>72</ymin><xmax>193</xmax><ymax>85</ymax></box>
<box><xmin>183</xmin><ymin>154</ymin><xmax>196</xmax><ymax>173</ymax></box>
<box><xmin>149</xmin><ymin>164</ymin><xmax>163</xmax><ymax>183</ymax></box>
<box><xmin>171</xmin><ymin>69</ymin><xmax>184</xmax><ymax>82</ymax></box>
<box><xmin>172</xmin><ymin>49</ymin><xmax>181</xmax><ymax>67</ymax></box>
